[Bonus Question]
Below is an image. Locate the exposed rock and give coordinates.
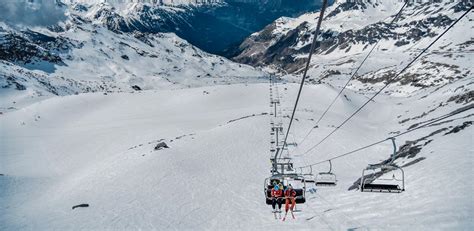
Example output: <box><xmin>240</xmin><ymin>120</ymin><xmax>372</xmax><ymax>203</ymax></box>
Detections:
<box><xmin>154</xmin><ymin>142</ymin><xmax>169</xmax><ymax>150</ymax></box>
<box><xmin>72</xmin><ymin>204</ymin><xmax>89</xmax><ymax>210</ymax></box>
<box><xmin>448</xmin><ymin>90</ymin><xmax>474</xmax><ymax>104</ymax></box>
<box><xmin>131</xmin><ymin>85</ymin><xmax>142</xmax><ymax>91</ymax></box>
<box><xmin>401</xmin><ymin>157</ymin><xmax>426</xmax><ymax>168</ymax></box>
<box><xmin>444</xmin><ymin>121</ymin><xmax>473</xmax><ymax>135</ymax></box>
<box><xmin>0</xmin><ymin>32</ymin><xmax>64</xmax><ymax>64</ymax></box>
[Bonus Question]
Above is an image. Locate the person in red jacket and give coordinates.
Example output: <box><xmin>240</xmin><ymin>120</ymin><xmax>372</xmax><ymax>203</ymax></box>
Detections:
<box><xmin>271</xmin><ymin>184</ymin><xmax>283</xmax><ymax>212</ymax></box>
<box><xmin>283</xmin><ymin>184</ymin><xmax>297</xmax><ymax>220</ymax></box>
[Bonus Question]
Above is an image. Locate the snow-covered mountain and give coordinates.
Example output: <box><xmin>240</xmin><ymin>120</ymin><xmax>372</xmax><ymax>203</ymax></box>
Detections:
<box><xmin>0</xmin><ymin>3</ymin><xmax>266</xmax><ymax>111</ymax></box>
<box><xmin>1</xmin><ymin>0</ymin><xmax>473</xmax><ymax>230</ymax></box>
<box><xmin>62</xmin><ymin>0</ymin><xmax>222</xmax><ymax>7</ymax></box>
<box><xmin>233</xmin><ymin>0</ymin><xmax>472</xmax><ymax>94</ymax></box>
<box><xmin>61</xmin><ymin>0</ymin><xmax>326</xmax><ymax>55</ymax></box>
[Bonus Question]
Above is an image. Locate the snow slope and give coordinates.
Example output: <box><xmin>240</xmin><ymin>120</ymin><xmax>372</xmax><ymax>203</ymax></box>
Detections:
<box><xmin>1</xmin><ymin>76</ymin><xmax>472</xmax><ymax>229</ymax></box>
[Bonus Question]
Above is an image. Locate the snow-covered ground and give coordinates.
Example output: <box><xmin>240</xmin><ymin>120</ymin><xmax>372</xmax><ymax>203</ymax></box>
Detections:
<box><xmin>1</xmin><ymin>1</ymin><xmax>472</xmax><ymax>229</ymax></box>
<box><xmin>1</xmin><ymin>77</ymin><xmax>472</xmax><ymax>229</ymax></box>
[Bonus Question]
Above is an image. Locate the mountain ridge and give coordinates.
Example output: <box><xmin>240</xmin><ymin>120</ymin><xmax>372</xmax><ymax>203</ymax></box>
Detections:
<box><xmin>232</xmin><ymin>0</ymin><xmax>472</xmax><ymax>94</ymax></box>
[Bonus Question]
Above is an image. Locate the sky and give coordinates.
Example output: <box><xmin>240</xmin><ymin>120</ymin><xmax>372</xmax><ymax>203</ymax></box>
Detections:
<box><xmin>0</xmin><ymin>0</ymin><xmax>67</xmax><ymax>27</ymax></box>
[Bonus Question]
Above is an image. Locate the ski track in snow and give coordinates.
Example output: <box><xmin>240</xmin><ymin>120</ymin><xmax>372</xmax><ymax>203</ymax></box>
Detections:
<box><xmin>1</xmin><ymin>81</ymin><xmax>473</xmax><ymax>230</ymax></box>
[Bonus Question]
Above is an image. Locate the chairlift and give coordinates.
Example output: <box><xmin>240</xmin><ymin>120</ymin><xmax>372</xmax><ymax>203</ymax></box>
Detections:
<box><xmin>280</xmin><ymin>146</ymin><xmax>292</xmax><ymax>159</ymax></box>
<box><xmin>301</xmin><ymin>166</ymin><xmax>315</xmax><ymax>184</ymax></box>
<box><xmin>264</xmin><ymin>174</ymin><xmax>306</xmax><ymax>205</ymax></box>
<box><xmin>360</xmin><ymin>164</ymin><xmax>404</xmax><ymax>193</ymax></box>
<box><xmin>270</xmin><ymin>155</ymin><xmax>295</xmax><ymax>174</ymax></box>
<box><xmin>360</xmin><ymin>137</ymin><xmax>405</xmax><ymax>193</ymax></box>
<box><xmin>294</xmin><ymin>168</ymin><xmax>303</xmax><ymax>181</ymax></box>
<box><xmin>315</xmin><ymin>160</ymin><xmax>337</xmax><ymax>186</ymax></box>
<box><xmin>271</xmin><ymin>126</ymin><xmax>283</xmax><ymax>133</ymax></box>
<box><xmin>270</xmin><ymin>159</ymin><xmax>290</xmax><ymax>174</ymax></box>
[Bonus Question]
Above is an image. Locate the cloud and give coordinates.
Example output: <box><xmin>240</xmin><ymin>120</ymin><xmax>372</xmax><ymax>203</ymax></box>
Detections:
<box><xmin>0</xmin><ymin>0</ymin><xmax>67</xmax><ymax>27</ymax></box>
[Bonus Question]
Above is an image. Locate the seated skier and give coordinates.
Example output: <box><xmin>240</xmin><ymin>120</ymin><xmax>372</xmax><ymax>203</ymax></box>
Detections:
<box><xmin>283</xmin><ymin>184</ymin><xmax>297</xmax><ymax>220</ymax></box>
<box><xmin>270</xmin><ymin>183</ymin><xmax>283</xmax><ymax>213</ymax></box>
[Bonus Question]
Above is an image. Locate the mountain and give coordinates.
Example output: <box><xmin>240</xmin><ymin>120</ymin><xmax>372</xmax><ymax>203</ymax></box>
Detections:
<box><xmin>63</xmin><ymin>0</ymin><xmax>329</xmax><ymax>55</ymax></box>
<box><xmin>0</xmin><ymin>2</ymin><xmax>267</xmax><ymax>111</ymax></box>
<box><xmin>232</xmin><ymin>0</ymin><xmax>472</xmax><ymax>94</ymax></box>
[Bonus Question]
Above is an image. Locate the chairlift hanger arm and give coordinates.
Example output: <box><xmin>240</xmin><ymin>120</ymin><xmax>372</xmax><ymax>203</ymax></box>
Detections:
<box><xmin>388</xmin><ymin>137</ymin><xmax>396</xmax><ymax>164</ymax></box>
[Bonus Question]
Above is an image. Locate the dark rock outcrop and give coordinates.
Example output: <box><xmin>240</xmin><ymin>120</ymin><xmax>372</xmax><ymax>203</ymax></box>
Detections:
<box><xmin>72</xmin><ymin>204</ymin><xmax>89</xmax><ymax>210</ymax></box>
<box><xmin>154</xmin><ymin>142</ymin><xmax>169</xmax><ymax>150</ymax></box>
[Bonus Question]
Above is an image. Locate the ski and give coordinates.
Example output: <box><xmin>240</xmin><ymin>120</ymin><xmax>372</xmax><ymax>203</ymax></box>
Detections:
<box><xmin>273</xmin><ymin>209</ymin><xmax>282</xmax><ymax>220</ymax></box>
<box><xmin>282</xmin><ymin>209</ymin><xmax>295</xmax><ymax>221</ymax></box>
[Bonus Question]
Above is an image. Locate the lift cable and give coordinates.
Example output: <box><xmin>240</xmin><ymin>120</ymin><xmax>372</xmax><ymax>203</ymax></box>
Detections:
<box><xmin>299</xmin><ymin>103</ymin><xmax>474</xmax><ymax>169</ymax></box>
<box><xmin>296</xmin><ymin>0</ymin><xmax>409</xmax><ymax>149</ymax></box>
<box><xmin>300</xmin><ymin>6</ymin><xmax>472</xmax><ymax>157</ymax></box>
<box><xmin>275</xmin><ymin>0</ymin><xmax>329</xmax><ymax>160</ymax></box>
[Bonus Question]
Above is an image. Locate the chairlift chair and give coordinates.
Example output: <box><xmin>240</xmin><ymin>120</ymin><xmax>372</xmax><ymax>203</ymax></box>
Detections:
<box><xmin>360</xmin><ymin>164</ymin><xmax>404</xmax><ymax>193</ymax></box>
<box><xmin>271</xmin><ymin>126</ymin><xmax>283</xmax><ymax>133</ymax></box>
<box><xmin>264</xmin><ymin>174</ymin><xmax>307</xmax><ymax>205</ymax></box>
<box><xmin>315</xmin><ymin>160</ymin><xmax>337</xmax><ymax>186</ymax></box>
<box><xmin>301</xmin><ymin>166</ymin><xmax>315</xmax><ymax>184</ymax></box>
<box><xmin>270</xmin><ymin>98</ymin><xmax>280</xmax><ymax>105</ymax></box>
<box><xmin>270</xmin><ymin>156</ymin><xmax>296</xmax><ymax>175</ymax></box>
<box><xmin>360</xmin><ymin>137</ymin><xmax>405</xmax><ymax>193</ymax></box>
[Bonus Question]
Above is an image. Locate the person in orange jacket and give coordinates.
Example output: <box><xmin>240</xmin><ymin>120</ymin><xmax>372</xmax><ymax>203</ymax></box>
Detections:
<box><xmin>271</xmin><ymin>183</ymin><xmax>283</xmax><ymax>212</ymax></box>
<box><xmin>283</xmin><ymin>184</ymin><xmax>296</xmax><ymax>220</ymax></box>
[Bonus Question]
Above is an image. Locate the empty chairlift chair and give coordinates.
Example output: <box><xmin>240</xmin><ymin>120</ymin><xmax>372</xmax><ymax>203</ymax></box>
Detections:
<box><xmin>360</xmin><ymin>137</ymin><xmax>405</xmax><ymax>193</ymax></box>
<box><xmin>300</xmin><ymin>166</ymin><xmax>315</xmax><ymax>184</ymax></box>
<box><xmin>315</xmin><ymin>160</ymin><xmax>337</xmax><ymax>186</ymax></box>
<box><xmin>360</xmin><ymin>164</ymin><xmax>404</xmax><ymax>193</ymax></box>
